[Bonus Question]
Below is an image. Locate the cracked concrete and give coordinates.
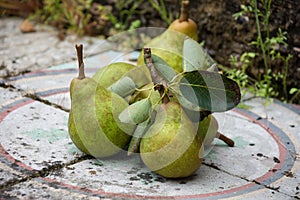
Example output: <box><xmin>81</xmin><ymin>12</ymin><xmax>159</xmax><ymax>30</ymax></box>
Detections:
<box><xmin>0</xmin><ymin>17</ymin><xmax>299</xmax><ymax>199</ymax></box>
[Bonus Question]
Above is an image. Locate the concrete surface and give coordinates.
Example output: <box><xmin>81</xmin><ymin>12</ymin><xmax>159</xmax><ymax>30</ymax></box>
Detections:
<box><xmin>0</xmin><ymin>17</ymin><xmax>299</xmax><ymax>199</ymax></box>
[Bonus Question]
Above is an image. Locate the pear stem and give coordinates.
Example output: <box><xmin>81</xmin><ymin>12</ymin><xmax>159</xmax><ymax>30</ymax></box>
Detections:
<box><xmin>216</xmin><ymin>132</ymin><xmax>235</xmax><ymax>147</ymax></box>
<box><xmin>75</xmin><ymin>44</ymin><xmax>85</xmax><ymax>80</ymax></box>
<box><xmin>179</xmin><ymin>0</ymin><xmax>189</xmax><ymax>22</ymax></box>
<box><xmin>143</xmin><ymin>48</ymin><xmax>170</xmax><ymax>104</ymax></box>
<box><xmin>157</xmin><ymin>85</ymin><xmax>170</xmax><ymax>104</ymax></box>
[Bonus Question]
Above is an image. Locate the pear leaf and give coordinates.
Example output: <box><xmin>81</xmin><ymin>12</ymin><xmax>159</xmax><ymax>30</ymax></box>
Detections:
<box><xmin>119</xmin><ymin>98</ymin><xmax>152</xmax><ymax>124</ymax></box>
<box><xmin>151</xmin><ymin>54</ymin><xmax>178</xmax><ymax>82</ymax></box>
<box><xmin>127</xmin><ymin>119</ymin><xmax>150</xmax><ymax>156</ymax></box>
<box><xmin>124</xmin><ymin>65</ymin><xmax>152</xmax><ymax>88</ymax></box>
<box><xmin>127</xmin><ymin>110</ymin><xmax>157</xmax><ymax>155</ymax></box>
<box><xmin>183</xmin><ymin>37</ymin><xmax>217</xmax><ymax>72</ymax></box>
<box><xmin>175</xmin><ymin>92</ymin><xmax>204</xmax><ymax>111</ymax></box>
<box><xmin>172</xmin><ymin>70</ymin><xmax>241</xmax><ymax>112</ymax></box>
<box><xmin>107</xmin><ymin>76</ymin><xmax>136</xmax><ymax>97</ymax></box>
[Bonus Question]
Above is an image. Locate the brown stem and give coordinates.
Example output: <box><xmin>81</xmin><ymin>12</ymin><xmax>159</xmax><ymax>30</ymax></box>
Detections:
<box><xmin>143</xmin><ymin>48</ymin><xmax>170</xmax><ymax>104</ymax></box>
<box><xmin>144</xmin><ymin>48</ymin><xmax>165</xmax><ymax>86</ymax></box>
<box><xmin>179</xmin><ymin>0</ymin><xmax>189</xmax><ymax>22</ymax></box>
<box><xmin>75</xmin><ymin>44</ymin><xmax>85</xmax><ymax>80</ymax></box>
<box><xmin>157</xmin><ymin>85</ymin><xmax>170</xmax><ymax>104</ymax></box>
<box><xmin>216</xmin><ymin>132</ymin><xmax>235</xmax><ymax>147</ymax></box>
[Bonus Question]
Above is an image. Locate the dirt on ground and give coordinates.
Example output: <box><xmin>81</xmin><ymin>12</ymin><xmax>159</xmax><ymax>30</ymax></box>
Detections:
<box><xmin>187</xmin><ymin>0</ymin><xmax>300</xmax><ymax>103</ymax></box>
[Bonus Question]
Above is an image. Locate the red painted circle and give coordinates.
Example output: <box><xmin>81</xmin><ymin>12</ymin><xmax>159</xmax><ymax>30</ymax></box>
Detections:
<box><xmin>0</xmin><ymin>89</ymin><xmax>294</xmax><ymax>199</ymax></box>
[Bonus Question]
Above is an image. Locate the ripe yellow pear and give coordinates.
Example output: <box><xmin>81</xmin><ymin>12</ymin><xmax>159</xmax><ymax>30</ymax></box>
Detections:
<box><xmin>169</xmin><ymin>0</ymin><xmax>198</xmax><ymax>41</ymax></box>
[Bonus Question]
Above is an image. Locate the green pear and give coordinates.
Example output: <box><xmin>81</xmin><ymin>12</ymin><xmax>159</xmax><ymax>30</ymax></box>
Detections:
<box><xmin>129</xmin><ymin>83</ymin><xmax>161</xmax><ymax>105</ymax></box>
<box><xmin>137</xmin><ymin>1</ymin><xmax>198</xmax><ymax>73</ymax></box>
<box><xmin>196</xmin><ymin>115</ymin><xmax>218</xmax><ymax>147</ymax></box>
<box><xmin>92</xmin><ymin>62</ymin><xmax>135</xmax><ymax>88</ymax></box>
<box><xmin>93</xmin><ymin>62</ymin><xmax>151</xmax><ymax>88</ymax></box>
<box><xmin>137</xmin><ymin>29</ymin><xmax>186</xmax><ymax>73</ymax></box>
<box><xmin>93</xmin><ymin>62</ymin><xmax>151</xmax><ymax>98</ymax></box>
<box><xmin>196</xmin><ymin>115</ymin><xmax>235</xmax><ymax>148</ymax></box>
<box><xmin>140</xmin><ymin>102</ymin><xmax>203</xmax><ymax>178</ymax></box>
<box><xmin>68</xmin><ymin>44</ymin><xmax>134</xmax><ymax>158</ymax></box>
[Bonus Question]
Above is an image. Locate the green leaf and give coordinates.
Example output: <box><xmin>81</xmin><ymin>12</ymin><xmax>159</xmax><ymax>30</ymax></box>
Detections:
<box><xmin>182</xmin><ymin>37</ymin><xmax>217</xmax><ymax>72</ymax></box>
<box><xmin>127</xmin><ymin>119</ymin><xmax>150</xmax><ymax>156</ymax></box>
<box><xmin>175</xmin><ymin>91</ymin><xmax>204</xmax><ymax>111</ymax></box>
<box><xmin>119</xmin><ymin>98</ymin><xmax>152</xmax><ymax>124</ymax></box>
<box><xmin>172</xmin><ymin>71</ymin><xmax>241</xmax><ymax>112</ymax></box>
<box><xmin>107</xmin><ymin>76</ymin><xmax>136</xmax><ymax>97</ymax></box>
<box><xmin>151</xmin><ymin>54</ymin><xmax>177</xmax><ymax>82</ymax></box>
<box><xmin>127</xmin><ymin>109</ymin><xmax>157</xmax><ymax>156</ymax></box>
<box><xmin>125</xmin><ymin>65</ymin><xmax>152</xmax><ymax>88</ymax></box>
<box><xmin>290</xmin><ymin>88</ymin><xmax>299</xmax><ymax>95</ymax></box>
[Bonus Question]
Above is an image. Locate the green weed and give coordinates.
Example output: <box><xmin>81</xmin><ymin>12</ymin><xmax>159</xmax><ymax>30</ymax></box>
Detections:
<box><xmin>149</xmin><ymin>0</ymin><xmax>174</xmax><ymax>25</ymax></box>
<box><xmin>108</xmin><ymin>0</ymin><xmax>143</xmax><ymax>31</ymax></box>
<box><xmin>30</xmin><ymin>0</ymin><xmax>94</xmax><ymax>35</ymax></box>
<box><xmin>229</xmin><ymin>0</ymin><xmax>295</xmax><ymax>103</ymax></box>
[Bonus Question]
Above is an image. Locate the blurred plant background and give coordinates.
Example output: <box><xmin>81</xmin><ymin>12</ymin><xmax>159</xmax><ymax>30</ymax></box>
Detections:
<box><xmin>0</xmin><ymin>0</ymin><xmax>299</xmax><ymax>104</ymax></box>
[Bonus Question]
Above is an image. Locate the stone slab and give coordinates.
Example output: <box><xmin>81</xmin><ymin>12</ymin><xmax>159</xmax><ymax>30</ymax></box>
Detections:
<box><xmin>0</xmin><ymin>161</ymin><xmax>27</xmax><ymax>187</ymax></box>
<box><xmin>0</xmin><ymin>87</ymin><xmax>22</xmax><ymax>107</ymax></box>
<box><xmin>0</xmin><ymin>88</ymin><xmax>297</xmax><ymax>199</ymax></box>
<box><xmin>242</xmin><ymin>98</ymin><xmax>300</xmax><ymax>198</ymax></box>
<box><xmin>0</xmin><ymin>99</ymin><xmax>84</xmax><ymax>171</ymax></box>
<box><xmin>0</xmin><ymin>179</ymin><xmax>103</xmax><ymax>200</ymax></box>
<box><xmin>0</xmin><ymin>17</ymin><xmax>106</xmax><ymax>78</ymax></box>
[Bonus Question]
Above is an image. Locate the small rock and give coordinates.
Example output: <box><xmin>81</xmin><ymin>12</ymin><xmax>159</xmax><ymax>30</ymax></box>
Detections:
<box><xmin>20</xmin><ymin>20</ymin><xmax>36</xmax><ymax>33</ymax></box>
